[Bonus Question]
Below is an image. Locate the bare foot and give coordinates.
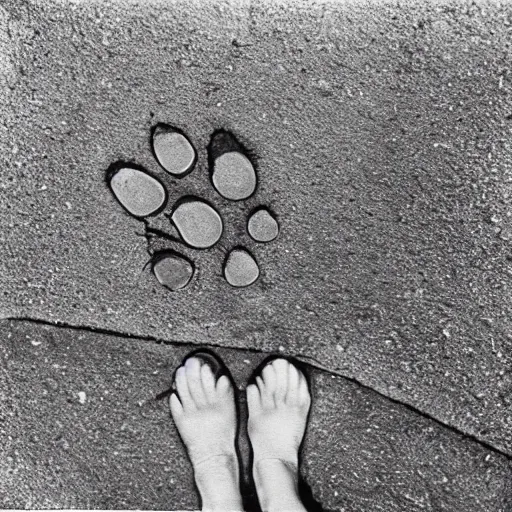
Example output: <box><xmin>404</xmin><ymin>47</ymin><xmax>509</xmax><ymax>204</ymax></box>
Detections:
<box><xmin>170</xmin><ymin>355</ymin><xmax>243</xmax><ymax>511</ymax></box>
<box><xmin>247</xmin><ymin>358</ymin><xmax>311</xmax><ymax>512</ymax></box>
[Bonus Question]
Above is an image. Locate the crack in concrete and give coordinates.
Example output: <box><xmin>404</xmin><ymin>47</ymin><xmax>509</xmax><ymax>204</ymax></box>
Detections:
<box><xmin>145</xmin><ymin>226</ymin><xmax>182</xmax><ymax>245</ymax></box>
<box><xmin>141</xmin><ymin>219</ymin><xmax>155</xmax><ymax>258</ymax></box>
<box><xmin>4</xmin><ymin>315</ymin><xmax>512</xmax><ymax>462</ymax></box>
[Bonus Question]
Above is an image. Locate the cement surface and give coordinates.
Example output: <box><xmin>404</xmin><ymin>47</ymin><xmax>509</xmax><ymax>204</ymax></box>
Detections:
<box><xmin>1</xmin><ymin>0</ymin><xmax>512</xmax><ymax>458</ymax></box>
<box><xmin>1</xmin><ymin>320</ymin><xmax>510</xmax><ymax>511</ymax></box>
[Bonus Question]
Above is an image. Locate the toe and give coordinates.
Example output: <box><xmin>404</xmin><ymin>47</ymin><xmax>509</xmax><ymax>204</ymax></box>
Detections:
<box><xmin>216</xmin><ymin>374</ymin><xmax>233</xmax><ymax>396</ymax></box>
<box><xmin>256</xmin><ymin>375</ymin><xmax>274</xmax><ymax>408</ymax></box>
<box><xmin>175</xmin><ymin>366</ymin><xmax>194</xmax><ymax>408</ymax></box>
<box><xmin>185</xmin><ymin>357</ymin><xmax>207</xmax><ymax>405</ymax></box>
<box><xmin>200</xmin><ymin>362</ymin><xmax>216</xmax><ymax>402</ymax></box>
<box><xmin>169</xmin><ymin>392</ymin><xmax>183</xmax><ymax>418</ymax></box>
<box><xmin>286</xmin><ymin>363</ymin><xmax>300</xmax><ymax>405</ymax></box>
<box><xmin>298</xmin><ymin>372</ymin><xmax>311</xmax><ymax>408</ymax></box>
<box><xmin>261</xmin><ymin>362</ymin><xmax>276</xmax><ymax>392</ymax></box>
<box><xmin>260</xmin><ymin>364</ymin><xmax>277</xmax><ymax>407</ymax></box>
<box><xmin>246</xmin><ymin>384</ymin><xmax>261</xmax><ymax>415</ymax></box>
<box><xmin>272</xmin><ymin>358</ymin><xmax>289</xmax><ymax>403</ymax></box>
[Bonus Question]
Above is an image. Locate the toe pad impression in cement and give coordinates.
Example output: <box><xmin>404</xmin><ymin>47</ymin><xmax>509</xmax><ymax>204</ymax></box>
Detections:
<box><xmin>212</xmin><ymin>152</ymin><xmax>257</xmax><ymax>200</ymax></box>
<box><xmin>171</xmin><ymin>199</ymin><xmax>223</xmax><ymax>249</ymax></box>
<box><xmin>224</xmin><ymin>248</ymin><xmax>259</xmax><ymax>287</ymax></box>
<box><xmin>109</xmin><ymin>167</ymin><xmax>166</xmax><ymax>217</ymax></box>
<box><xmin>153</xmin><ymin>253</ymin><xmax>194</xmax><ymax>290</ymax></box>
<box><xmin>247</xmin><ymin>208</ymin><xmax>279</xmax><ymax>242</ymax></box>
<box><xmin>153</xmin><ymin>125</ymin><xmax>196</xmax><ymax>177</ymax></box>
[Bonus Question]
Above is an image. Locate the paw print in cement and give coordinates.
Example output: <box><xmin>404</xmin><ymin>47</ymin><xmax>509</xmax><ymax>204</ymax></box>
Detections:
<box><xmin>106</xmin><ymin>125</ymin><xmax>279</xmax><ymax>290</ymax></box>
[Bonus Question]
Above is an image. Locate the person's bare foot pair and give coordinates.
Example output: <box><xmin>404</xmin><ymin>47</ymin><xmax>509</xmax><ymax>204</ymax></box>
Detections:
<box><xmin>170</xmin><ymin>355</ymin><xmax>311</xmax><ymax>512</ymax></box>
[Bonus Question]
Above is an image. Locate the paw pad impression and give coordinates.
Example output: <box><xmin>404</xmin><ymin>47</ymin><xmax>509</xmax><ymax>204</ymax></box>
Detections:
<box><xmin>107</xmin><ymin>125</ymin><xmax>279</xmax><ymax>290</ymax></box>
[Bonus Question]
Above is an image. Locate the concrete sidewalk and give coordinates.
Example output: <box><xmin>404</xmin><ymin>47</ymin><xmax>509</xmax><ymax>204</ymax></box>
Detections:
<box><xmin>1</xmin><ymin>320</ymin><xmax>510</xmax><ymax>510</ymax></box>
<box><xmin>1</xmin><ymin>0</ymin><xmax>512</xmax><ymax>509</ymax></box>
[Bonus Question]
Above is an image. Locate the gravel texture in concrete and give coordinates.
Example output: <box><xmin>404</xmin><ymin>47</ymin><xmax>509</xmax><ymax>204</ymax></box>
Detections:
<box><xmin>1</xmin><ymin>0</ymin><xmax>512</xmax><ymax>457</ymax></box>
<box><xmin>1</xmin><ymin>320</ymin><xmax>511</xmax><ymax>511</ymax></box>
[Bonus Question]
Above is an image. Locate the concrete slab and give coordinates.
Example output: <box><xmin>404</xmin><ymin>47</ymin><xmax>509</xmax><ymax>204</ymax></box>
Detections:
<box><xmin>1</xmin><ymin>320</ymin><xmax>511</xmax><ymax>510</ymax></box>
<box><xmin>1</xmin><ymin>0</ymin><xmax>512</xmax><ymax>457</ymax></box>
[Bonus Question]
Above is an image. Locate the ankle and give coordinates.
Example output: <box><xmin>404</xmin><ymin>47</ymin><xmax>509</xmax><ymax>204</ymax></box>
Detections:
<box><xmin>253</xmin><ymin>458</ymin><xmax>306</xmax><ymax>512</ymax></box>
<box><xmin>194</xmin><ymin>452</ymin><xmax>243</xmax><ymax>511</ymax></box>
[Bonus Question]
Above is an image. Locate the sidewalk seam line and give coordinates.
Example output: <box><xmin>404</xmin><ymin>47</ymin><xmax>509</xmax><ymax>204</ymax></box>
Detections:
<box><xmin>4</xmin><ymin>314</ymin><xmax>512</xmax><ymax>462</ymax></box>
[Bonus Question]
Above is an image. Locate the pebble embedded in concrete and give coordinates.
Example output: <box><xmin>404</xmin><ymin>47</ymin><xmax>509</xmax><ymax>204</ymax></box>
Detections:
<box><xmin>224</xmin><ymin>248</ymin><xmax>259</xmax><ymax>287</ymax></box>
<box><xmin>153</xmin><ymin>253</ymin><xmax>194</xmax><ymax>291</ymax></box>
<box><xmin>212</xmin><ymin>152</ymin><xmax>257</xmax><ymax>200</ymax></box>
<box><xmin>109</xmin><ymin>167</ymin><xmax>166</xmax><ymax>217</ymax></box>
<box><xmin>247</xmin><ymin>208</ymin><xmax>279</xmax><ymax>242</ymax></box>
<box><xmin>171</xmin><ymin>199</ymin><xmax>223</xmax><ymax>249</ymax></box>
<box><xmin>152</xmin><ymin>125</ymin><xmax>196</xmax><ymax>177</ymax></box>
